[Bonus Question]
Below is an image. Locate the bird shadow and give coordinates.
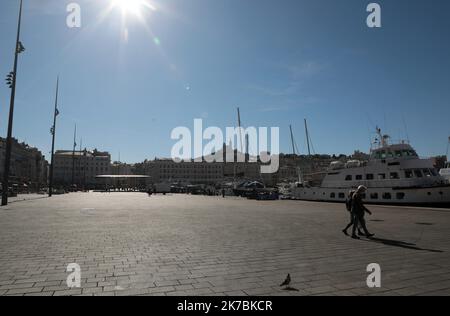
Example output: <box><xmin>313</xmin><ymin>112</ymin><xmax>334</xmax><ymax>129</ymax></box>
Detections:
<box><xmin>363</xmin><ymin>237</ymin><xmax>443</xmax><ymax>253</ymax></box>
<box><xmin>282</xmin><ymin>286</ymin><xmax>300</xmax><ymax>292</ymax></box>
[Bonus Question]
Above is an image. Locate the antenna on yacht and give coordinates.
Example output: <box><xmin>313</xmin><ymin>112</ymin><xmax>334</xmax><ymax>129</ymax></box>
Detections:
<box><xmin>375</xmin><ymin>126</ymin><xmax>390</xmax><ymax>148</ymax></box>
<box><xmin>446</xmin><ymin>136</ymin><xmax>450</xmax><ymax>161</ymax></box>
<box><xmin>402</xmin><ymin>114</ymin><xmax>410</xmax><ymax>144</ymax></box>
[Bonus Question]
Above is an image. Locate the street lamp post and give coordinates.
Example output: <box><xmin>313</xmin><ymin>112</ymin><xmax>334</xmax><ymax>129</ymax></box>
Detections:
<box><xmin>71</xmin><ymin>124</ymin><xmax>77</xmax><ymax>189</ymax></box>
<box><xmin>2</xmin><ymin>0</ymin><xmax>25</xmax><ymax>206</ymax></box>
<box><xmin>49</xmin><ymin>77</ymin><xmax>60</xmax><ymax>197</ymax></box>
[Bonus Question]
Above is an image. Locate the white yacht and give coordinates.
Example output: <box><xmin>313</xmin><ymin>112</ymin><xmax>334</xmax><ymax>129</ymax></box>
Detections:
<box><xmin>291</xmin><ymin>129</ymin><xmax>450</xmax><ymax>206</ymax></box>
<box><xmin>439</xmin><ymin>137</ymin><xmax>450</xmax><ymax>182</ymax></box>
<box><xmin>440</xmin><ymin>162</ymin><xmax>450</xmax><ymax>182</ymax></box>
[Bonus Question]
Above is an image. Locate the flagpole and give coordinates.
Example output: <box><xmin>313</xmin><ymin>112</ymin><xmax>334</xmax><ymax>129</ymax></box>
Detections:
<box><xmin>48</xmin><ymin>77</ymin><xmax>59</xmax><ymax>197</ymax></box>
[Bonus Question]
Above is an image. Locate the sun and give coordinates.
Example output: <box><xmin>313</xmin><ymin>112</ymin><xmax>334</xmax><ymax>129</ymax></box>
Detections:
<box><xmin>111</xmin><ymin>0</ymin><xmax>151</xmax><ymax>16</ymax></box>
<box><xmin>99</xmin><ymin>0</ymin><xmax>158</xmax><ymax>42</ymax></box>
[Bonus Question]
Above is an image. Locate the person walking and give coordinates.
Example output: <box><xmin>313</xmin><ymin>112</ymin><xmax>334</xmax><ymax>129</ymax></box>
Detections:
<box><xmin>351</xmin><ymin>185</ymin><xmax>374</xmax><ymax>239</ymax></box>
<box><xmin>342</xmin><ymin>189</ymin><xmax>365</xmax><ymax>236</ymax></box>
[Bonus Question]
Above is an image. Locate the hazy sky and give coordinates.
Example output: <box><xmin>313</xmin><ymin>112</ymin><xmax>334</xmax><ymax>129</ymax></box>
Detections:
<box><xmin>0</xmin><ymin>0</ymin><xmax>449</xmax><ymax>162</ymax></box>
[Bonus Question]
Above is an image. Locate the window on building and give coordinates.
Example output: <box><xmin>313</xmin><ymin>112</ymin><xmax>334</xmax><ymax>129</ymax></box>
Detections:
<box><xmin>382</xmin><ymin>192</ymin><xmax>392</xmax><ymax>200</ymax></box>
<box><xmin>338</xmin><ymin>193</ymin><xmax>345</xmax><ymax>199</ymax></box>
<box><xmin>330</xmin><ymin>193</ymin><xmax>336</xmax><ymax>198</ymax></box>
<box><xmin>345</xmin><ymin>175</ymin><xmax>352</xmax><ymax>181</ymax></box>
<box><xmin>370</xmin><ymin>193</ymin><xmax>378</xmax><ymax>199</ymax></box>
<box><xmin>356</xmin><ymin>175</ymin><xmax>363</xmax><ymax>180</ymax></box>
<box><xmin>378</xmin><ymin>173</ymin><xmax>386</xmax><ymax>180</ymax></box>
<box><xmin>396</xmin><ymin>193</ymin><xmax>405</xmax><ymax>200</ymax></box>
<box><xmin>366</xmin><ymin>174</ymin><xmax>374</xmax><ymax>180</ymax></box>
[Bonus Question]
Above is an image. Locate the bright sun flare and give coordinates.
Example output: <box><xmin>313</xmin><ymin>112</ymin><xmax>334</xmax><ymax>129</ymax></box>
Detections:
<box><xmin>112</xmin><ymin>0</ymin><xmax>150</xmax><ymax>16</ymax></box>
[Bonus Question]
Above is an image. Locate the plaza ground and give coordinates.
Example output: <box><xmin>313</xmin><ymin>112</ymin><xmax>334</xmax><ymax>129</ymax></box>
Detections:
<box><xmin>0</xmin><ymin>192</ymin><xmax>450</xmax><ymax>296</ymax></box>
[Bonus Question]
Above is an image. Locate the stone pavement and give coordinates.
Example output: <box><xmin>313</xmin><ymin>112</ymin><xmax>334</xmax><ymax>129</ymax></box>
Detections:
<box><xmin>8</xmin><ymin>193</ymin><xmax>47</xmax><ymax>204</ymax></box>
<box><xmin>0</xmin><ymin>192</ymin><xmax>449</xmax><ymax>296</ymax></box>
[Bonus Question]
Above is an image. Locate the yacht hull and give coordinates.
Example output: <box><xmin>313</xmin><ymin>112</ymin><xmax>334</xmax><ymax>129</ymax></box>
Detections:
<box><xmin>291</xmin><ymin>185</ymin><xmax>450</xmax><ymax>207</ymax></box>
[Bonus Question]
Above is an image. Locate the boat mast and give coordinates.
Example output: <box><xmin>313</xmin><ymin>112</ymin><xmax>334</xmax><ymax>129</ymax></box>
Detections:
<box><xmin>237</xmin><ymin>107</ymin><xmax>244</xmax><ymax>154</ymax></box>
<box><xmin>304</xmin><ymin>119</ymin><xmax>311</xmax><ymax>156</ymax></box>
<box><xmin>233</xmin><ymin>108</ymin><xmax>243</xmax><ymax>186</ymax></box>
<box><xmin>289</xmin><ymin>125</ymin><xmax>296</xmax><ymax>155</ymax></box>
<box><xmin>290</xmin><ymin>124</ymin><xmax>303</xmax><ymax>183</ymax></box>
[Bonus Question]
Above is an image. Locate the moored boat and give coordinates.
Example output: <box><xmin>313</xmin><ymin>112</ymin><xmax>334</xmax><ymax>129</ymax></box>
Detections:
<box><xmin>291</xmin><ymin>129</ymin><xmax>450</xmax><ymax>207</ymax></box>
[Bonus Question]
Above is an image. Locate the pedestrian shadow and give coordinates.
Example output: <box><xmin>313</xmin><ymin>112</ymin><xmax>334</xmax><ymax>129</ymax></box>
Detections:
<box><xmin>364</xmin><ymin>237</ymin><xmax>444</xmax><ymax>253</ymax></box>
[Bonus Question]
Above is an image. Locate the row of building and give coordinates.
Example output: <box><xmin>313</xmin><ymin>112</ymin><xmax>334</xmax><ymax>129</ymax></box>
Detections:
<box><xmin>0</xmin><ymin>138</ymin><xmax>112</xmax><ymax>191</ymax></box>
<box><xmin>0</xmin><ymin>138</ymin><xmax>48</xmax><ymax>191</ymax></box>
<box><xmin>0</xmin><ymin>137</ymin><xmax>374</xmax><ymax>190</ymax></box>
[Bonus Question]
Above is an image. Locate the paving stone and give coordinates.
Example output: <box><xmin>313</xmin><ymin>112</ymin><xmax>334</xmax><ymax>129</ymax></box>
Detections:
<box><xmin>0</xmin><ymin>193</ymin><xmax>449</xmax><ymax>296</ymax></box>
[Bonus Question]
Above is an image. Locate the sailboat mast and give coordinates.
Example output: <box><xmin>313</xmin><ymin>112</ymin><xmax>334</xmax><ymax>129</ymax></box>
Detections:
<box><xmin>304</xmin><ymin>119</ymin><xmax>311</xmax><ymax>156</ymax></box>
<box><xmin>290</xmin><ymin>124</ymin><xmax>303</xmax><ymax>183</ymax></box>
<box><xmin>237</xmin><ymin>107</ymin><xmax>243</xmax><ymax>154</ymax></box>
<box><xmin>289</xmin><ymin>125</ymin><xmax>296</xmax><ymax>155</ymax></box>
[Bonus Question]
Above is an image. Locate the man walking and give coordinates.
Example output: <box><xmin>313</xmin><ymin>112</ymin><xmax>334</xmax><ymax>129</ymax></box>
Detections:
<box><xmin>351</xmin><ymin>185</ymin><xmax>374</xmax><ymax>239</ymax></box>
<box><xmin>342</xmin><ymin>189</ymin><xmax>365</xmax><ymax>236</ymax></box>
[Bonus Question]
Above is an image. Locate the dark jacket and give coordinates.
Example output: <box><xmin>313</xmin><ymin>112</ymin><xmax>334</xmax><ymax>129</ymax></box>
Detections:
<box><xmin>351</xmin><ymin>192</ymin><xmax>368</xmax><ymax>216</ymax></box>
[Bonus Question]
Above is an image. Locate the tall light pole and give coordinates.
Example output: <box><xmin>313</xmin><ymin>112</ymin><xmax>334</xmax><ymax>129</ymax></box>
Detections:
<box><xmin>71</xmin><ymin>124</ymin><xmax>77</xmax><ymax>188</ymax></box>
<box><xmin>78</xmin><ymin>137</ymin><xmax>82</xmax><ymax>187</ymax></box>
<box><xmin>2</xmin><ymin>0</ymin><xmax>25</xmax><ymax>206</ymax></box>
<box><xmin>49</xmin><ymin>77</ymin><xmax>60</xmax><ymax>197</ymax></box>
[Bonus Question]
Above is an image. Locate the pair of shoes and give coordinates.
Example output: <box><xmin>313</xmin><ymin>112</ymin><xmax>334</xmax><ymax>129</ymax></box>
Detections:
<box><xmin>366</xmin><ymin>233</ymin><xmax>375</xmax><ymax>238</ymax></box>
<box><xmin>358</xmin><ymin>231</ymin><xmax>365</xmax><ymax>236</ymax></box>
<box><xmin>342</xmin><ymin>229</ymin><xmax>349</xmax><ymax>236</ymax></box>
<box><xmin>351</xmin><ymin>235</ymin><xmax>361</xmax><ymax>240</ymax></box>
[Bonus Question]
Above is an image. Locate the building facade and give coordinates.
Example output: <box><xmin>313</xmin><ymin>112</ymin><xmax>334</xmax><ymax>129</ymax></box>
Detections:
<box><xmin>136</xmin><ymin>159</ymin><xmax>224</xmax><ymax>185</ymax></box>
<box><xmin>111</xmin><ymin>162</ymin><xmax>134</xmax><ymax>175</ymax></box>
<box><xmin>53</xmin><ymin>149</ymin><xmax>111</xmax><ymax>187</ymax></box>
<box><xmin>0</xmin><ymin>138</ymin><xmax>48</xmax><ymax>191</ymax></box>
<box><xmin>131</xmin><ymin>147</ymin><xmax>374</xmax><ymax>188</ymax></box>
